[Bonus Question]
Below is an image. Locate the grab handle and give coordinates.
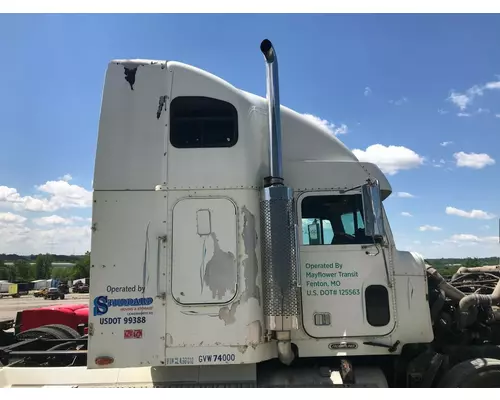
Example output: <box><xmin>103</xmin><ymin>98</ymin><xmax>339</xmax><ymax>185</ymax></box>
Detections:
<box><xmin>157</xmin><ymin>235</ymin><xmax>167</xmax><ymax>299</ymax></box>
<box><xmin>294</xmin><ymin>223</ymin><xmax>302</xmax><ymax>287</ymax></box>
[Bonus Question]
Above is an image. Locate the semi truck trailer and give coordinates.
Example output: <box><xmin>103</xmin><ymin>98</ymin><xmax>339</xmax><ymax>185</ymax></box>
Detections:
<box><xmin>1</xmin><ymin>39</ymin><xmax>500</xmax><ymax>388</ymax></box>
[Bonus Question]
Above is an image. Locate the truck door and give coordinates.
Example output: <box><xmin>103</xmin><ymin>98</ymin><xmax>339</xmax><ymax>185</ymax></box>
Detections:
<box><xmin>298</xmin><ymin>191</ymin><xmax>396</xmax><ymax>339</ymax></box>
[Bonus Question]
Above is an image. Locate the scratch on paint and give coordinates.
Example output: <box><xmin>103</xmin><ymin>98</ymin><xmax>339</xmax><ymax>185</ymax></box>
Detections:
<box><xmin>181</xmin><ymin>310</ymin><xmax>219</xmax><ymax>318</ymax></box>
<box><xmin>156</xmin><ymin>95</ymin><xmax>168</xmax><ymax>119</ymax></box>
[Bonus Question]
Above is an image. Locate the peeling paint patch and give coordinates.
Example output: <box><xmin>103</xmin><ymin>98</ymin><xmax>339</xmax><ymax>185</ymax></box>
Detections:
<box><xmin>156</xmin><ymin>95</ymin><xmax>168</xmax><ymax>119</ymax></box>
<box><xmin>124</xmin><ymin>67</ymin><xmax>138</xmax><ymax>90</ymax></box>
<box><xmin>218</xmin><ymin>300</ymin><xmax>239</xmax><ymax>325</ymax></box>
<box><xmin>166</xmin><ymin>333</ymin><xmax>173</xmax><ymax>346</ymax></box>
<box><xmin>204</xmin><ymin>232</ymin><xmax>236</xmax><ymax>300</ymax></box>
<box><xmin>246</xmin><ymin>320</ymin><xmax>262</xmax><ymax>348</ymax></box>
<box><xmin>237</xmin><ymin>345</ymin><xmax>248</xmax><ymax>354</ymax></box>
<box><xmin>241</xmin><ymin>207</ymin><xmax>261</xmax><ymax>304</ymax></box>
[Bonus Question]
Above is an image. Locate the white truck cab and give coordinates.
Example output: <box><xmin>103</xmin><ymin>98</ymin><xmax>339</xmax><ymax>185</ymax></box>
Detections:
<box><xmin>87</xmin><ymin>39</ymin><xmax>433</xmax><ymax>378</ymax></box>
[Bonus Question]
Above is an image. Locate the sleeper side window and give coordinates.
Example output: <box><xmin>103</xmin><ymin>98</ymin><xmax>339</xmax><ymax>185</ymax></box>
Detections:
<box><xmin>301</xmin><ymin>194</ymin><xmax>373</xmax><ymax>246</ymax></box>
<box><xmin>170</xmin><ymin>96</ymin><xmax>238</xmax><ymax>148</ymax></box>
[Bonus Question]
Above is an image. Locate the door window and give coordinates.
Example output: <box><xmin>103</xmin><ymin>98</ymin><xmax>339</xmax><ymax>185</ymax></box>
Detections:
<box><xmin>301</xmin><ymin>194</ymin><xmax>373</xmax><ymax>245</ymax></box>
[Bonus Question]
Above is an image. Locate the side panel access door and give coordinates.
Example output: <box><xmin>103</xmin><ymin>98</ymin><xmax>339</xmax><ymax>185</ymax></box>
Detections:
<box><xmin>298</xmin><ymin>191</ymin><xmax>396</xmax><ymax>339</ymax></box>
<box><xmin>171</xmin><ymin>197</ymin><xmax>238</xmax><ymax>305</ymax></box>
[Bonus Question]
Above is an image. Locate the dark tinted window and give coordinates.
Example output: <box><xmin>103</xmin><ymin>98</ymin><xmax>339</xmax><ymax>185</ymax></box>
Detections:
<box><xmin>365</xmin><ymin>285</ymin><xmax>391</xmax><ymax>327</ymax></box>
<box><xmin>170</xmin><ymin>96</ymin><xmax>238</xmax><ymax>148</ymax></box>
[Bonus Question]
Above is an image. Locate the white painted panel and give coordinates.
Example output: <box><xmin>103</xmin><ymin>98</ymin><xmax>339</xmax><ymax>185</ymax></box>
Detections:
<box><xmin>172</xmin><ymin>197</ymin><xmax>238</xmax><ymax>305</ymax></box>
<box><xmin>93</xmin><ymin>61</ymin><xmax>170</xmax><ymax>190</ymax></box>
<box><xmin>88</xmin><ymin>191</ymin><xmax>167</xmax><ymax>369</ymax></box>
<box><xmin>300</xmin><ymin>245</ymin><xmax>396</xmax><ymax>338</ymax></box>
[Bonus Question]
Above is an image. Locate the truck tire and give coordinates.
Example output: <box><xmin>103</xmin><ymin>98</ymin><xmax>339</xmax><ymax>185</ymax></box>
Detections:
<box><xmin>438</xmin><ymin>358</ymin><xmax>500</xmax><ymax>388</ymax></box>
<box><xmin>16</xmin><ymin>326</ymin><xmax>68</xmax><ymax>341</ymax></box>
<box><xmin>44</xmin><ymin>324</ymin><xmax>81</xmax><ymax>339</ymax></box>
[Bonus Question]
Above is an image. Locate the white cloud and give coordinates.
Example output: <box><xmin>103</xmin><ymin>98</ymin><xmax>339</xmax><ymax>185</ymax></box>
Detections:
<box><xmin>448</xmin><ymin>234</ymin><xmax>497</xmax><ymax>244</ymax></box>
<box><xmin>364</xmin><ymin>87</ymin><xmax>372</xmax><ymax>97</ymax></box>
<box><xmin>484</xmin><ymin>81</ymin><xmax>500</xmax><ymax>90</ymax></box>
<box><xmin>477</xmin><ymin>108</ymin><xmax>490</xmax><ymax>114</ymax></box>
<box><xmin>352</xmin><ymin>144</ymin><xmax>424</xmax><ymax>175</ymax></box>
<box><xmin>419</xmin><ymin>225</ymin><xmax>442</xmax><ymax>232</ymax></box>
<box><xmin>396</xmin><ymin>192</ymin><xmax>415</xmax><ymax>198</ymax></box>
<box><xmin>447</xmin><ymin>80</ymin><xmax>500</xmax><ymax>111</ymax></box>
<box><xmin>457</xmin><ymin>112</ymin><xmax>471</xmax><ymax>117</ymax></box>
<box><xmin>438</xmin><ymin>109</ymin><xmax>448</xmax><ymax>115</ymax></box>
<box><xmin>401</xmin><ymin>212</ymin><xmax>412</xmax><ymax>217</ymax></box>
<box><xmin>33</xmin><ymin>215</ymin><xmax>92</xmax><ymax>226</ymax></box>
<box><xmin>495</xmin><ymin>114</ymin><xmax>500</xmax><ymax>118</ymax></box>
<box><xmin>0</xmin><ymin>212</ymin><xmax>27</xmax><ymax>224</ymax></box>
<box><xmin>0</xmin><ymin>178</ymin><xmax>92</xmax><ymax>212</ymax></box>
<box><xmin>0</xmin><ymin>221</ymin><xmax>90</xmax><ymax>254</ymax></box>
<box><xmin>0</xmin><ymin>223</ymin><xmax>31</xmax><ymax>246</ymax></box>
<box><xmin>453</xmin><ymin>151</ymin><xmax>495</xmax><ymax>169</ymax></box>
<box><xmin>302</xmin><ymin>114</ymin><xmax>348</xmax><ymax>136</ymax></box>
<box><xmin>59</xmin><ymin>174</ymin><xmax>73</xmax><ymax>182</ymax></box>
<box><xmin>33</xmin><ymin>215</ymin><xmax>75</xmax><ymax>226</ymax></box>
<box><xmin>445</xmin><ymin>206</ymin><xmax>496</xmax><ymax>220</ymax></box>
<box><xmin>389</xmin><ymin>97</ymin><xmax>408</xmax><ymax>106</ymax></box>
<box><xmin>440</xmin><ymin>141</ymin><xmax>453</xmax><ymax>147</ymax></box>
<box><xmin>448</xmin><ymin>92</ymin><xmax>472</xmax><ymax>111</ymax></box>
<box><xmin>0</xmin><ymin>176</ymin><xmax>92</xmax><ymax>254</ymax></box>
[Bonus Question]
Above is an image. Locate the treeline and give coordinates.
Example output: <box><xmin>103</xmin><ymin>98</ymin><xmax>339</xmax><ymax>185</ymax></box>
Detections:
<box><xmin>0</xmin><ymin>252</ymin><xmax>90</xmax><ymax>283</ymax></box>
<box><xmin>0</xmin><ymin>253</ymin><xmax>85</xmax><ymax>263</ymax></box>
<box><xmin>426</xmin><ymin>257</ymin><xmax>499</xmax><ymax>276</ymax></box>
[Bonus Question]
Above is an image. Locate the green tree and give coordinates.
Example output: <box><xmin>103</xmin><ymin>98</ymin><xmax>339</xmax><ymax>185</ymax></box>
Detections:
<box><xmin>35</xmin><ymin>254</ymin><xmax>53</xmax><ymax>279</ymax></box>
<box><xmin>72</xmin><ymin>251</ymin><xmax>90</xmax><ymax>280</ymax></box>
<box><xmin>51</xmin><ymin>266</ymin><xmax>73</xmax><ymax>282</ymax></box>
<box><xmin>0</xmin><ymin>260</ymin><xmax>8</xmax><ymax>281</ymax></box>
<box><xmin>464</xmin><ymin>257</ymin><xmax>482</xmax><ymax>268</ymax></box>
<box><xmin>14</xmin><ymin>259</ymin><xmax>32</xmax><ymax>282</ymax></box>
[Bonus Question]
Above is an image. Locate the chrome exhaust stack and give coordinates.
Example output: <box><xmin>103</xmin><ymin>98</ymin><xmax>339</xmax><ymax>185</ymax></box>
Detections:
<box><xmin>260</xmin><ymin>39</ymin><xmax>284</xmax><ymax>187</ymax></box>
<box><xmin>259</xmin><ymin>39</ymin><xmax>300</xmax><ymax>365</ymax></box>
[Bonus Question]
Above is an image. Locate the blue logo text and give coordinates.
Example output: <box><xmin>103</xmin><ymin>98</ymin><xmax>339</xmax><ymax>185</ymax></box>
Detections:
<box><xmin>93</xmin><ymin>295</ymin><xmax>154</xmax><ymax>316</ymax></box>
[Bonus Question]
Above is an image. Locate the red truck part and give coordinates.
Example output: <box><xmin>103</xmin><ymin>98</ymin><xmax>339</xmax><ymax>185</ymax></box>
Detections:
<box><xmin>16</xmin><ymin>304</ymin><xmax>89</xmax><ymax>333</ymax></box>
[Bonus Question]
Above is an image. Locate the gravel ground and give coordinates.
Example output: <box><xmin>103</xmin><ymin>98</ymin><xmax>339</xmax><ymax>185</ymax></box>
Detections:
<box><xmin>0</xmin><ymin>293</ymin><xmax>89</xmax><ymax>323</ymax></box>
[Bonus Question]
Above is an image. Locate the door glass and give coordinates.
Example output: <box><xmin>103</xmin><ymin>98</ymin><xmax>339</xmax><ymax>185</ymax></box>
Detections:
<box><xmin>301</xmin><ymin>194</ymin><xmax>372</xmax><ymax>246</ymax></box>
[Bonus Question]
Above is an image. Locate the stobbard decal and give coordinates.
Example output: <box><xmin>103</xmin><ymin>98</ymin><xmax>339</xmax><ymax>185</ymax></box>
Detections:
<box><xmin>93</xmin><ymin>295</ymin><xmax>154</xmax><ymax>316</ymax></box>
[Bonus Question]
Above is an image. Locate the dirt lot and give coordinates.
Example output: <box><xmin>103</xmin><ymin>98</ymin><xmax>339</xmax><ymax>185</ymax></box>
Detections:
<box><xmin>0</xmin><ymin>293</ymin><xmax>89</xmax><ymax>322</ymax></box>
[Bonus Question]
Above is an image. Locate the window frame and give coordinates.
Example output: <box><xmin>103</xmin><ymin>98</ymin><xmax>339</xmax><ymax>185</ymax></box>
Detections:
<box><xmin>169</xmin><ymin>95</ymin><xmax>239</xmax><ymax>149</ymax></box>
<box><xmin>297</xmin><ymin>191</ymin><xmax>372</xmax><ymax>247</ymax></box>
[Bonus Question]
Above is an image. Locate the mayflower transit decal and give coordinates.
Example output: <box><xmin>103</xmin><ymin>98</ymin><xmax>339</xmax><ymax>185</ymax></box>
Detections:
<box><xmin>93</xmin><ymin>295</ymin><xmax>154</xmax><ymax>316</ymax></box>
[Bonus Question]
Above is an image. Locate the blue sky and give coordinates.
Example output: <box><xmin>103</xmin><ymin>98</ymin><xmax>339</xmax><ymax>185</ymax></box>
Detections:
<box><xmin>0</xmin><ymin>13</ymin><xmax>499</xmax><ymax>258</ymax></box>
